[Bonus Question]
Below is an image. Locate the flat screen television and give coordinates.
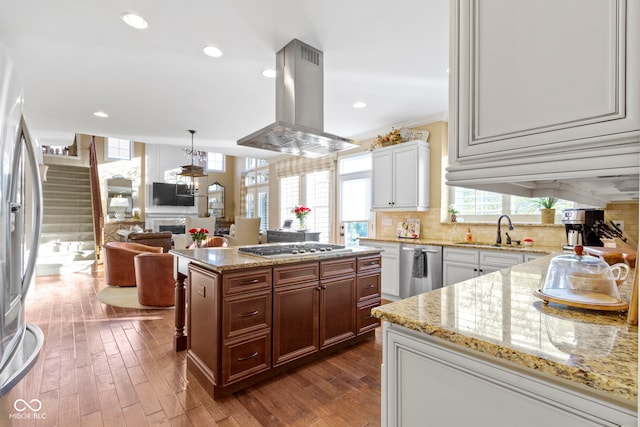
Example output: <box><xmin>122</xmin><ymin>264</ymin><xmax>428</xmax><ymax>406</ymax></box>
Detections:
<box><xmin>152</xmin><ymin>182</ymin><xmax>194</xmax><ymax>206</ymax></box>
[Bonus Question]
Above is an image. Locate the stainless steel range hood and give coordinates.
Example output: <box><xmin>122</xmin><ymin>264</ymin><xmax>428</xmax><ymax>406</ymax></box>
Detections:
<box><xmin>238</xmin><ymin>39</ymin><xmax>358</xmax><ymax>158</ymax></box>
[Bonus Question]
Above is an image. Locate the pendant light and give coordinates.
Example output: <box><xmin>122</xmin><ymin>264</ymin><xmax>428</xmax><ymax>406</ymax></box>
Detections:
<box><xmin>178</xmin><ymin>129</ymin><xmax>207</xmax><ymax>194</ymax></box>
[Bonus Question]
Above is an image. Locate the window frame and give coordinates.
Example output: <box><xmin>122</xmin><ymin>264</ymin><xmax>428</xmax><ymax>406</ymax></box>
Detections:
<box><xmin>206</xmin><ymin>152</ymin><xmax>226</xmax><ymax>172</ymax></box>
<box><xmin>105</xmin><ymin>137</ymin><xmax>132</xmax><ymax>161</ymax></box>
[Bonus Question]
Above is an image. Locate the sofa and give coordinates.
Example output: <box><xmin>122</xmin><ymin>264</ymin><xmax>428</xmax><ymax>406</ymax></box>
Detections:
<box><xmin>126</xmin><ymin>231</ymin><xmax>172</xmax><ymax>252</ymax></box>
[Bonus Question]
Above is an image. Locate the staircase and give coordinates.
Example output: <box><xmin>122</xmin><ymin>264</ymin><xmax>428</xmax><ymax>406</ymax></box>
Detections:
<box><xmin>36</xmin><ymin>164</ymin><xmax>96</xmax><ymax>276</ymax></box>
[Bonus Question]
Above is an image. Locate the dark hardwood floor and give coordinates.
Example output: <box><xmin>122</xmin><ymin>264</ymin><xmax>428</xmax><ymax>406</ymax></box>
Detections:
<box><xmin>1</xmin><ymin>268</ymin><xmax>382</xmax><ymax>426</ymax></box>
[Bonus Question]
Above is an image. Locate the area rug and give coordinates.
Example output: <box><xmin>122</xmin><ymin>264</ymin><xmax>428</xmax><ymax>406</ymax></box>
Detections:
<box><xmin>97</xmin><ymin>286</ymin><xmax>173</xmax><ymax>310</ymax></box>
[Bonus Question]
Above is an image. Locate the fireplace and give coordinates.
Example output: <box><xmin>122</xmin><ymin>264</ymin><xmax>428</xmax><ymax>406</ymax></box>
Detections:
<box><xmin>159</xmin><ymin>225</ymin><xmax>185</xmax><ymax>235</ymax></box>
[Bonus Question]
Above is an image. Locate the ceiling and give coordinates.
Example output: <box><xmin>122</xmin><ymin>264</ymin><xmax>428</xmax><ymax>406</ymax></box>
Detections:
<box><xmin>0</xmin><ymin>1</ymin><xmax>449</xmax><ymax>159</ymax></box>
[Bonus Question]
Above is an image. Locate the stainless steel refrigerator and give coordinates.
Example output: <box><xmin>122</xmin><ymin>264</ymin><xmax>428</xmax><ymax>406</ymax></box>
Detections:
<box><xmin>0</xmin><ymin>45</ymin><xmax>44</xmax><ymax>396</ymax></box>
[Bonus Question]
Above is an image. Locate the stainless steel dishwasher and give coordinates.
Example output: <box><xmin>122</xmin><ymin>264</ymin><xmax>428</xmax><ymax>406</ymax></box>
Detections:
<box><xmin>399</xmin><ymin>244</ymin><xmax>443</xmax><ymax>298</ymax></box>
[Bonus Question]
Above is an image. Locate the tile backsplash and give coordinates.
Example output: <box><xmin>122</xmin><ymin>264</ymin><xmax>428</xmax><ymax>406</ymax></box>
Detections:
<box><xmin>373</xmin><ymin>202</ymin><xmax>639</xmax><ymax>250</ymax></box>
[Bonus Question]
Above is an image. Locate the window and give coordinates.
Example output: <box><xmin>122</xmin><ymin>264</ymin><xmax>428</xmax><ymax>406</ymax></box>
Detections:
<box><xmin>207</xmin><ymin>152</ymin><xmax>225</xmax><ymax>172</ymax></box>
<box><xmin>242</xmin><ymin>158</ymin><xmax>269</xmax><ymax>230</ymax></box>
<box><xmin>450</xmin><ymin>187</ymin><xmax>576</xmax><ymax>222</ymax></box>
<box><xmin>339</xmin><ymin>154</ymin><xmax>372</xmax><ymax>246</ymax></box>
<box><xmin>279</xmin><ymin>171</ymin><xmax>332</xmax><ymax>243</ymax></box>
<box><xmin>106</xmin><ymin>137</ymin><xmax>132</xmax><ymax>160</ymax></box>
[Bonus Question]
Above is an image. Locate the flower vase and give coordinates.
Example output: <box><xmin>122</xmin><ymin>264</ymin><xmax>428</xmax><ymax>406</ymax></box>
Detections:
<box><xmin>298</xmin><ymin>217</ymin><xmax>307</xmax><ymax>231</ymax></box>
<box><xmin>195</xmin><ymin>239</ymin><xmax>204</xmax><ymax>248</ymax></box>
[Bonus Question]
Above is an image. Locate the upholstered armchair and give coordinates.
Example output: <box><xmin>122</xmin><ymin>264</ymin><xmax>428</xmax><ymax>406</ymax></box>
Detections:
<box><xmin>224</xmin><ymin>216</ymin><xmax>261</xmax><ymax>246</ymax></box>
<box><xmin>103</xmin><ymin>242</ymin><xmax>162</xmax><ymax>287</ymax></box>
<box><xmin>188</xmin><ymin>235</ymin><xmax>228</xmax><ymax>248</ymax></box>
<box><xmin>134</xmin><ymin>253</ymin><xmax>175</xmax><ymax>307</ymax></box>
<box><xmin>126</xmin><ymin>231</ymin><xmax>172</xmax><ymax>252</ymax></box>
<box><xmin>172</xmin><ymin>216</ymin><xmax>216</xmax><ymax>249</ymax></box>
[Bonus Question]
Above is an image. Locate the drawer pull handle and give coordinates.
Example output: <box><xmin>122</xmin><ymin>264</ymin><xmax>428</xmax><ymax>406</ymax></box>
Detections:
<box><xmin>364</xmin><ymin>315</ymin><xmax>374</xmax><ymax>319</ymax></box>
<box><xmin>364</xmin><ymin>261</ymin><xmax>378</xmax><ymax>266</ymax></box>
<box><xmin>364</xmin><ymin>284</ymin><xmax>375</xmax><ymax>289</ymax></box>
<box><xmin>240</xmin><ymin>278</ymin><xmax>261</xmax><ymax>285</ymax></box>
<box><xmin>238</xmin><ymin>310</ymin><xmax>259</xmax><ymax>318</ymax></box>
<box><xmin>238</xmin><ymin>351</ymin><xmax>259</xmax><ymax>361</ymax></box>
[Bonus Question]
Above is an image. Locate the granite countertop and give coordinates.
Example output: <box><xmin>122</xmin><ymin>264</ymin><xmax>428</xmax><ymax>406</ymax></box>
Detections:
<box><xmin>169</xmin><ymin>244</ymin><xmax>381</xmax><ymax>272</ymax></box>
<box><xmin>371</xmin><ymin>254</ymin><xmax>638</xmax><ymax>407</ymax></box>
<box><xmin>359</xmin><ymin>237</ymin><xmax>558</xmax><ymax>255</ymax></box>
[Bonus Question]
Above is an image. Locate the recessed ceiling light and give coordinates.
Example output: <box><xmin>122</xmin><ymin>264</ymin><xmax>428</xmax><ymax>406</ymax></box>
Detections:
<box><xmin>261</xmin><ymin>69</ymin><xmax>276</xmax><ymax>78</ymax></box>
<box><xmin>121</xmin><ymin>13</ymin><xmax>148</xmax><ymax>30</ymax></box>
<box><xmin>94</xmin><ymin>111</ymin><xmax>109</xmax><ymax>118</ymax></box>
<box><xmin>353</xmin><ymin>101</ymin><xmax>367</xmax><ymax>109</ymax></box>
<box><xmin>203</xmin><ymin>46</ymin><xmax>223</xmax><ymax>58</ymax></box>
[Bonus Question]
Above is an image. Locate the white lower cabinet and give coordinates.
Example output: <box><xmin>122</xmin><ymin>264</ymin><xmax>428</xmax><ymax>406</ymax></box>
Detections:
<box><xmin>381</xmin><ymin>323</ymin><xmax>636</xmax><ymax>427</ymax></box>
<box><xmin>443</xmin><ymin>247</ymin><xmax>524</xmax><ymax>286</ymax></box>
<box><xmin>362</xmin><ymin>241</ymin><xmax>400</xmax><ymax>300</ymax></box>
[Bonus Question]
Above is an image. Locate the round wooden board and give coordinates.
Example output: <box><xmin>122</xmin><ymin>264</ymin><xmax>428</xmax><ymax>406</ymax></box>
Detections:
<box><xmin>533</xmin><ymin>289</ymin><xmax>629</xmax><ymax>312</ymax></box>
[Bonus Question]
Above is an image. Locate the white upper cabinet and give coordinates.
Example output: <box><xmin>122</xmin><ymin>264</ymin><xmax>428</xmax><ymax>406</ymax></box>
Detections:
<box><xmin>372</xmin><ymin>140</ymin><xmax>430</xmax><ymax>211</ymax></box>
<box><xmin>447</xmin><ymin>0</ymin><xmax>640</xmax><ymax>205</ymax></box>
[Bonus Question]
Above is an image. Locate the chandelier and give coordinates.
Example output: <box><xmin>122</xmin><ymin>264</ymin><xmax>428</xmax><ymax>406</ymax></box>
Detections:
<box><xmin>178</xmin><ymin>129</ymin><xmax>207</xmax><ymax>194</ymax></box>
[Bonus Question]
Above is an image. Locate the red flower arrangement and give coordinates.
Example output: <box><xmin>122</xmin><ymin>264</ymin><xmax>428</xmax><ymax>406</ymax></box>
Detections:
<box><xmin>189</xmin><ymin>227</ymin><xmax>209</xmax><ymax>243</ymax></box>
<box><xmin>293</xmin><ymin>205</ymin><xmax>311</xmax><ymax>221</ymax></box>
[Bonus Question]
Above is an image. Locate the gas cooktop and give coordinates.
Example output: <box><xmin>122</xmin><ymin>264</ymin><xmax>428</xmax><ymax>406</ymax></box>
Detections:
<box><xmin>238</xmin><ymin>243</ymin><xmax>351</xmax><ymax>258</ymax></box>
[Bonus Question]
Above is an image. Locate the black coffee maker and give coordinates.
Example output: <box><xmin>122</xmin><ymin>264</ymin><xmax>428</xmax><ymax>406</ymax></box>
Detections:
<box><xmin>561</xmin><ymin>209</ymin><xmax>604</xmax><ymax>250</ymax></box>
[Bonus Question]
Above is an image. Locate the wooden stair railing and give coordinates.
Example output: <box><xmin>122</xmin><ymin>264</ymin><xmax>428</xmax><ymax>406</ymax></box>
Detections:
<box><xmin>88</xmin><ymin>135</ymin><xmax>104</xmax><ymax>263</ymax></box>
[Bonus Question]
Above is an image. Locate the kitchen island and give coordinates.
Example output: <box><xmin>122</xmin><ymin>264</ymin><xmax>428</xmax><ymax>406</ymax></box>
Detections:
<box><xmin>372</xmin><ymin>254</ymin><xmax>638</xmax><ymax>426</ymax></box>
<box><xmin>170</xmin><ymin>244</ymin><xmax>382</xmax><ymax>398</ymax></box>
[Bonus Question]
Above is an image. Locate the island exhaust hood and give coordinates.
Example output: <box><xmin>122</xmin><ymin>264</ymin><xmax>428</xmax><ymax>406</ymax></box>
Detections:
<box><xmin>237</xmin><ymin>39</ymin><xmax>358</xmax><ymax>158</ymax></box>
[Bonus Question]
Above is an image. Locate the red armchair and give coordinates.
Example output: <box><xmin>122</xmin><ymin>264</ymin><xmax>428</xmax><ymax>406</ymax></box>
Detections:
<box><xmin>103</xmin><ymin>242</ymin><xmax>162</xmax><ymax>287</ymax></box>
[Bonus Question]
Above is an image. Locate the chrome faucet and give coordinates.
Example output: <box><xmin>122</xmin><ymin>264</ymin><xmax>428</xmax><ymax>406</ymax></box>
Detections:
<box><xmin>496</xmin><ymin>214</ymin><xmax>514</xmax><ymax>245</ymax></box>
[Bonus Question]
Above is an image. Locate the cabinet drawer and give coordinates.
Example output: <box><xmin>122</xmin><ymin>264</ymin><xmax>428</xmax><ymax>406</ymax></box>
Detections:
<box><xmin>274</xmin><ymin>262</ymin><xmax>319</xmax><ymax>286</ymax></box>
<box><xmin>320</xmin><ymin>257</ymin><xmax>356</xmax><ymax>279</ymax></box>
<box><xmin>357</xmin><ymin>255</ymin><xmax>382</xmax><ymax>273</ymax></box>
<box><xmin>357</xmin><ymin>273</ymin><xmax>380</xmax><ymax>302</ymax></box>
<box><xmin>443</xmin><ymin>247</ymin><xmax>479</xmax><ymax>264</ymax></box>
<box><xmin>357</xmin><ymin>299</ymin><xmax>381</xmax><ymax>334</ymax></box>
<box><xmin>479</xmin><ymin>250</ymin><xmax>523</xmax><ymax>267</ymax></box>
<box><xmin>223</xmin><ymin>330</ymin><xmax>271</xmax><ymax>385</ymax></box>
<box><xmin>223</xmin><ymin>290</ymin><xmax>271</xmax><ymax>340</ymax></box>
<box><xmin>222</xmin><ymin>268</ymin><xmax>271</xmax><ymax>295</ymax></box>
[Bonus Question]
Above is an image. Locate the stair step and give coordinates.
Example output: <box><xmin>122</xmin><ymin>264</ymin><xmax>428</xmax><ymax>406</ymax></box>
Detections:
<box><xmin>43</xmin><ymin>182</ymin><xmax>91</xmax><ymax>192</ymax></box>
<box><xmin>41</xmin><ymin>231</ymin><xmax>95</xmax><ymax>243</ymax></box>
<box><xmin>44</xmin><ymin>206</ymin><xmax>93</xmax><ymax>215</ymax></box>
<box><xmin>43</xmin><ymin>190</ymin><xmax>91</xmax><ymax>200</ymax></box>
<box><xmin>42</xmin><ymin>223</ymin><xmax>93</xmax><ymax>232</ymax></box>
<box><xmin>39</xmin><ymin>241</ymin><xmax>95</xmax><ymax>253</ymax></box>
<box><xmin>36</xmin><ymin>260</ymin><xmax>95</xmax><ymax>276</ymax></box>
<box><xmin>43</xmin><ymin>199</ymin><xmax>92</xmax><ymax>208</ymax></box>
<box><xmin>43</xmin><ymin>214</ymin><xmax>94</xmax><ymax>224</ymax></box>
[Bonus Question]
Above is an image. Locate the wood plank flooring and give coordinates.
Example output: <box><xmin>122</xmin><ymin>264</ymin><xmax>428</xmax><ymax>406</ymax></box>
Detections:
<box><xmin>1</xmin><ymin>269</ymin><xmax>382</xmax><ymax>426</ymax></box>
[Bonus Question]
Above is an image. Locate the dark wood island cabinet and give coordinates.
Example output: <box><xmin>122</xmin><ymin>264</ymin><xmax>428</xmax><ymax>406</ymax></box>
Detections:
<box><xmin>172</xmin><ymin>247</ymin><xmax>381</xmax><ymax>399</ymax></box>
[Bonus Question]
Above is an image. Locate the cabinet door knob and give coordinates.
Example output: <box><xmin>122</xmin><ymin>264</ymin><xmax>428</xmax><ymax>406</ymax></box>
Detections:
<box><xmin>321</xmin><ymin>285</ymin><xmax>327</xmax><ymax>290</ymax></box>
<box><xmin>316</xmin><ymin>286</ymin><xmax>322</xmax><ymax>291</ymax></box>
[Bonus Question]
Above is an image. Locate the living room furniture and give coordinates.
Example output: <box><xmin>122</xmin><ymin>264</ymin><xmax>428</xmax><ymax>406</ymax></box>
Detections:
<box><xmin>134</xmin><ymin>253</ymin><xmax>175</xmax><ymax>307</ymax></box>
<box><xmin>103</xmin><ymin>242</ymin><xmax>162</xmax><ymax>287</ymax></box>
<box><xmin>266</xmin><ymin>230</ymin><xmax>320</xmax><ymax>243</ymax></box>
<box><xmin>188</xmin><ymin>236</ymin><xmax>228</xmax><ymax>249</ymax></box>
<box><xmin>103</xmin><ymin>220</ymin><xmax>145</xmax><ymax>244</ymax></box>
<box><xmin>223</xmin><ymin>216</ymin><xmax>261</xmax><ymax>246</ymax></box>
<box><xmin>126</xmin><ymin>231</ymin><xmax>172</xmax><ymax>252</ymax></box>
<box><xmin>172</xmin><ymin>216</ymin><xmax>216</xmax><ymax>249</ymax></box>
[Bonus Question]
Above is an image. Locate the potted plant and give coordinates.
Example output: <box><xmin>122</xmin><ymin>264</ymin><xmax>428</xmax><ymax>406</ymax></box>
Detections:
<box><xmin>447</xmin><ymin>205</ymin><xmax>459</xmax><ymax>223</ymax></box>
<box><xmin>533</xmin><ymin>197</ymin><xmax>558</xmax><ymax>224</ymax></box>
